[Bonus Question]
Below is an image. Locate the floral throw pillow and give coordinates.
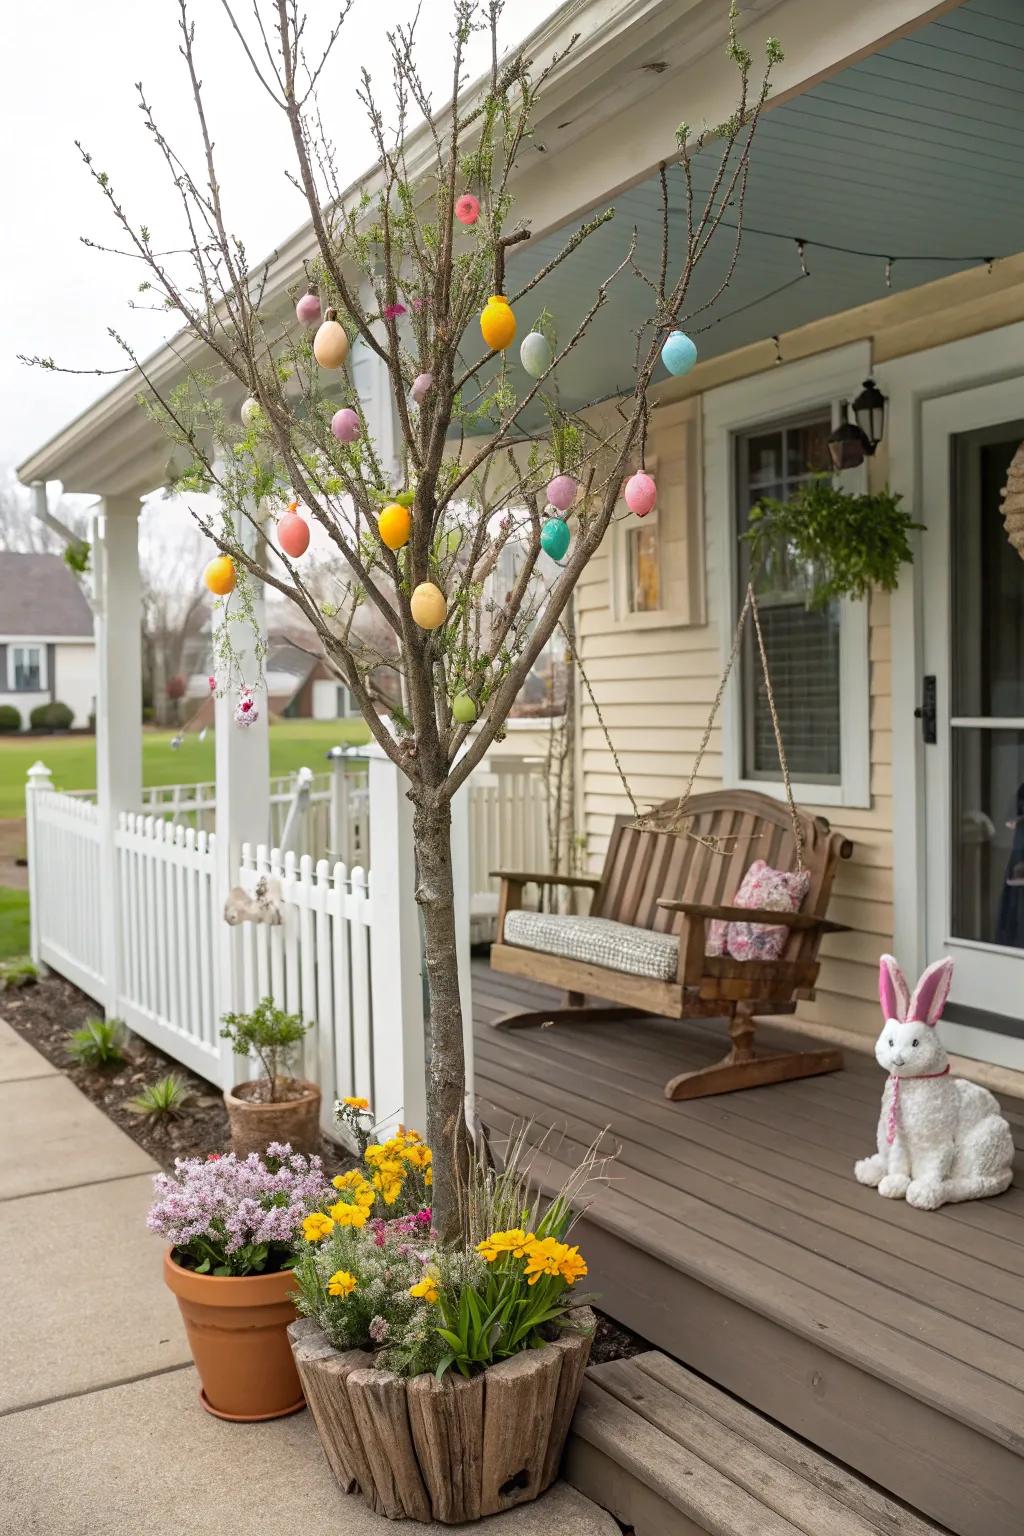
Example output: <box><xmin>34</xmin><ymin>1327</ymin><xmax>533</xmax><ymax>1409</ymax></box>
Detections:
<box><xmin>705</xmin><ymin>859</ymin><xmax>811</xmax><ymax>961</ymax></box>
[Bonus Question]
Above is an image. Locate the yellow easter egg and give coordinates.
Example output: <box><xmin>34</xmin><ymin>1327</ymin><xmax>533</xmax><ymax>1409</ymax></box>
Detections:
<box><xmin>480</xmin><ymin>294</ymin><xmax>516</xmax><ymax>352</ymax></box>
<box><xmin>378</xmin><ymin>502</ymin><xmax>412</xmax><ymax>551</ymax></box>
<box><xmin>313</xmin><ymin>309</ymin><xmax>350</xmax><ymax>369</ymax></box>
<box><xmin>204</xmin><ymin>555</ymin><xmax>236</xmax><ymax>595</ymax></box>
<box><xmin>410</xmin><ymin>582</ymin><xmax>447</xmax><ymax>630</ymax></box>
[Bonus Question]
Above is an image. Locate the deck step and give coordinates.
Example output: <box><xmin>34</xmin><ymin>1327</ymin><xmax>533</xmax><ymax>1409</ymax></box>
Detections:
<box><xmin>565</xmin><ymin>1353</ymin><xmax>948</xmax><ymax>1536</ymax></box>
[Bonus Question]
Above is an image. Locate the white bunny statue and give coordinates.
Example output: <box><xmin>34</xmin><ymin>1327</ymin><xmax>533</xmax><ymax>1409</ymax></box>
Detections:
<box><xmin>854</xmin><ymin>954</ymin><xmax>1014</xmax><ymax>1210</ymax></box>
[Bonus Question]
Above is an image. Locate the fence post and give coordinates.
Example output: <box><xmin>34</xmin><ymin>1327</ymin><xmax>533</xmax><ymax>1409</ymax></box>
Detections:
<box><xmin>366</xmin><ymin>746</ymin><xmax>426</xmax><ymax>1135</ymax></box>
<box><xmin>450</xmin><ymin>776</ymin><xmax>474</xmax><ymax>1117</ymax></box>
<box><xmin>24</xmin><ymin>761</ymin><xmax>53</xmax><ymax>967</ymax></box>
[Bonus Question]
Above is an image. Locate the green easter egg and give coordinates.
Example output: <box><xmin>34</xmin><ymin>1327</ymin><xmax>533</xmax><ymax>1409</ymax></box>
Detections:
<box><xmin>452</xmin><ymin>693</ymin><xmax>478</xmax><ymax>724</ymax></box>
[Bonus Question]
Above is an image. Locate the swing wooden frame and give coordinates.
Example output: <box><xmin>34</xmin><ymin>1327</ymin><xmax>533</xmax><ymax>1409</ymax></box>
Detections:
<box><xmin>488</xmin><ymin>585</ymin><xmax>855</xmax><ymax>1100</ymax></box>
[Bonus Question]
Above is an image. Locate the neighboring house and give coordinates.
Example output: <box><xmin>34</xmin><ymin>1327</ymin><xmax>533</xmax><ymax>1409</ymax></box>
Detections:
<box><xmin>16</xmin><ymin>0</ymin><xmax>1024</xmax><ymax>1072</ymax></box>
<box><xmin>0</xmin><ymin>553</ymin><xmax>95</xmax><ymax>729</ymax></box>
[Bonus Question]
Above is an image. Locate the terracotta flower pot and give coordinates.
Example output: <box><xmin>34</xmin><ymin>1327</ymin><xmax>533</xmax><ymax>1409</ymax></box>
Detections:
<box><xmin>164</xmin><ymin>1252</ymin><xmax>305</xmax><ymax>1421</ymax></box>
<box><xmin>223</xmin><ymin>1078</ymin><xmax>321</xmax><ymax>1158</ymax></box>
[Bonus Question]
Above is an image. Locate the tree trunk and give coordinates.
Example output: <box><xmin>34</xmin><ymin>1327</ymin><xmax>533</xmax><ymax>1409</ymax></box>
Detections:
<box><xmin>412</xmin><ymin>795</ymin><xmax>469</xmax><ymax>1244</ymax></box>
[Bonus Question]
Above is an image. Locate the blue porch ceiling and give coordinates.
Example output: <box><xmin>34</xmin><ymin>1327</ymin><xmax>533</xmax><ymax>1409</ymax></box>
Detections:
<box><xmin>492</xmin><ymin>0</ymin><xmax>1024</xmax><ymax>424</ymax></box>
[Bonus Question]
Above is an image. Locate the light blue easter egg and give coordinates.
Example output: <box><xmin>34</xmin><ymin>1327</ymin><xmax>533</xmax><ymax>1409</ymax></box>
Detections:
<box><xmin>661</xmin><ymin>330</ymin><xmax>698</xmax><ymax>376</ymax></box>
<box><xmin>520</xmin><ymin>331</ymin><xmax>552</xmax><ymax>380</ymax></box>
<box><xmin>540</xmin><ymin>516</ymin><xmax>570</xmax><ymax>561</ymax></box>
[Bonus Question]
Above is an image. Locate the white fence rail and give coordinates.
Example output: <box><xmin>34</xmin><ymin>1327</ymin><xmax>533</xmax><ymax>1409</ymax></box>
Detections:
<box><xmin>26</xmin><ymin>780</ymin><xmax>104</xmax><ymax>999</ymax></box>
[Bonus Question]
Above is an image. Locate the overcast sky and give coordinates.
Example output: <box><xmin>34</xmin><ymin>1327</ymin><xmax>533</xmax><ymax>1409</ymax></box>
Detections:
<box><xmin>0</xmin><ymin>0</ymin><xmax>557</xmax><ymax>482</ymax></box>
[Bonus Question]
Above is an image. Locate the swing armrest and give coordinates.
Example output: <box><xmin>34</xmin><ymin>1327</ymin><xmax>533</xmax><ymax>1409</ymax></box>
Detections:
<box><xmin>491</xmin><ymin>870</ymin><xmax>602</xmax><ymax>889</ymax></box>
<box><xmin>657</xmin><ymin>899</ymin><xmax>848</xmax><ymax>934</ymax></box>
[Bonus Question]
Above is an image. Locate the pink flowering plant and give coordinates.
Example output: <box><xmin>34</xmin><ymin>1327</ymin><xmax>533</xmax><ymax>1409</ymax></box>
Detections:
<box><xmin>147</xmin><ymin>1142</ymin><xmax>332</xmax><ymax>1277</ymax></box>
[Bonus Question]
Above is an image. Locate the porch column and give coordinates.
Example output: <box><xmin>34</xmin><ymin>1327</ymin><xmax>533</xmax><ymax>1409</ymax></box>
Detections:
<box><xmin>93</xmin><ymin>495</ymin><xmax>143</xmax><ymax>1018</ymax></box>
<box><xmin>212</xmin><ymin>498</ymin><xmax>270</xmax><ymax>1058</ymax></box>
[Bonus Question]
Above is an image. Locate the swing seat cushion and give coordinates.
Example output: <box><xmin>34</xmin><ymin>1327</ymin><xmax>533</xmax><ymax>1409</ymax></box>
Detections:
<box><xmin>502</xmin><ymin>910</ymin><xmax>680</xmax><ymax>982</ymax></box>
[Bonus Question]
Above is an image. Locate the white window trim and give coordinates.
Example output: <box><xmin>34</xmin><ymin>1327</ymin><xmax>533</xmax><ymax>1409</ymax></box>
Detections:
<box><xmin>705</xmin><ymin>341</ymin><xmax>872</xmax><ymax>810</ymax></box>
<box><xmin>7</xmin><ymin>643</ymin><xmax>47</xmax><ymax>693</ymax></box>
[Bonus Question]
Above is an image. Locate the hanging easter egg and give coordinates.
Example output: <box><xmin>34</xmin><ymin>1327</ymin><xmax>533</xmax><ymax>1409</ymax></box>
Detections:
<box><xmin>455</xmin><ymin>193</ymin><xmax>480</xmax><ymax>226</ymax></box>
<box><xmin>295</xmin><ymin>287</ymin><xmax>321</xmax><ymax>326</ymax></box>
<box><xmin>546</xmin><ymin>474</ymin><xmax>578</xmax><ymax>512</ymax></box>
<box><xmin>331</xmin><ymin>406</ymin><xmax>360</xmax><ymax>443</ymax></box>
<box><xmin>278</xmin><ymin>502</ymin><xmax>310</xmax><ymax>558</ymax></box>
<box><xmin>410</xmin><ymin>371</ymin><xmax>433</xmax><ymax>404</ymax></box>
<box><xmin>540</xmin><ymin>516</ymin><xmax>571</xmax><ymax>561</ymax></box>
<box><xmin>661</xmin><ymin>330</ymin><xmax>698</xmax><ymax>376</ymax></box>
<box><xmin>313</xmin><ymin>308</ymin><xmax>349</xmax><ymax>369</ymax></box>
<box><xmin>170</xmin><ymin>733</ymin><xmax>184</xmax><ymax>751</ymax></box>
<box><xmin>204</xmin><ymin>555</ymin><xmax>236</xmax><ymax>595</ymax></box>
<box><xmin>378</xmin><ymin>502</ymin><xmax>412</xmax><ymax>551</ymax></box>
<box><xmin>234</xmin><ymin>689</ymin><xmax>259</xmax><ymax>727</ymax></box>
<box><xmin>480</xmin><ymin>295</ymin><xmax>516</xmax><ymax>352</ymax></box>
<box><xmin>520</xmin><ymin>331</ymin><xmax>552</xmax><ymax>379</ymax></box>
<box><xmin>410</xmin><ymin>582</ymin><xmax>447</xmax><ymax>630</ymax></box>
<box><xmin>240</xmin><ymin>396</ymin><xmax>261</xmax><ymax>427</ymax></box>
<box><xmin>624</xmin><ymin>471</ymin><xmax>657</xmax><ymax>518</ymax></box>
<box><xmin>452</xmin><ymin>692</ymin><xmax>478</xmax><ymax>724</ymax></box>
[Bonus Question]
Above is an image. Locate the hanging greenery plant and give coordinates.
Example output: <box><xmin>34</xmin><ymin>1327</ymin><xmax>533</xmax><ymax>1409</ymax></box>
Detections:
<box><xmin>743</xmin><ymin>476</ymin><xmax>923</xmax><ymax>610</ymax></box>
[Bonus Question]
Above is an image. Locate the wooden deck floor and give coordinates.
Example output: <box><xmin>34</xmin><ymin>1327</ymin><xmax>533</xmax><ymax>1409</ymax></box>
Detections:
<box><xmin>470</xmin><ymin>959</ymin><xmax>1024</xmax><ymax>1536</ymax></box>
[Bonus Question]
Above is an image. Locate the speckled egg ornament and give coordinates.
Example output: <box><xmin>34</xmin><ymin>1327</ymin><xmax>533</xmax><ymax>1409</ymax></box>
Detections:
<box><xmin>455</xmin><ymin>194</ymin><xmax>480</xmax><ymax>226</ymax></box>
<box><xmin>410</xmin><ymin>372</ymin><xmax>433</xmax><ymax>404</ymax></box>
<box><xmin>624</xmin><ymin>471</ymin><xmax>657</xmax><ymax>518</ymax></box>
<box><xmin>378</xmin><ymin>502</ymin><xmax>412</xmax><ymax>552</ymax></box>
<box><xmin>452</xmin><ymin>692</ymin><xmax>478</xmax><ymax>724</ymax></box>
<box><xmin>234</xmin><ymin>689</ymin><xmax>259</xmax><ymax>727</ymax></box>
<box><xmin>295</xmin><ymin>287</ymin><xmax>322</xmax><ymax>326</ymax></box>
<box><xmin>541</xmin><ymin>517</ymin><xmax>571</xmax><ymax>561</ymax></box>
<box><xmin>520</xmin><ymin>331</ymin><xmax>552</xmax><ymax>379</ymax></box>
<box><xmin>277</xmin><ymin>502</ymin><xmax>310</xmax><ymax>558</ymax></box>
<box><xmin>331</xmin><ymin>407</ymin><xmax>360</xmax><ymax>443</ymax></box>
<box><xmin>546</xmin><ymin>474</ymin><xmax>578</xmax><ymax>512</ymax></box>
<box><xmin>313</xmin><ymin>309</ymin><xmax>349</xmax><ymax>369</ymax></box>
<box><xmin>480</xmin><ymin>295</ymin><xmax>516</xmax><ymax>352</ymax></box>
<box><xmin>204</xmin><ymin>555</ymin><xmax>236</xmax><ymax>595</ymax></box>
<box><xmin>661</xmin><ymin>330</ymin><xmax>697</xmax><ymax>376</ymax></box>
<box><xmin>240</xmin><ymin>397</ymin><xmax>261</xmax><ymax>427</ymax></box>
<box><xmin>410</xmin><ymin>582</ymin><xmax>447</xmax><ymax>630</ymax></box>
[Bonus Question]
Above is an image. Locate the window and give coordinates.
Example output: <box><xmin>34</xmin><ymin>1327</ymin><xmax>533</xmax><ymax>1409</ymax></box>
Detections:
<box><xmin>8</xmin><ymin>645</ymin><xmax>45</xmax><ymax>692</ymax></box>
<box><xmin>625</xmin><ymin>514</ymin><xmax>661</xmax><ymax>614</ymax></box>
<box><xmin>734</xmin><ymin>413</ymin><xmax>841</xmax><ymax>783</ymax></box>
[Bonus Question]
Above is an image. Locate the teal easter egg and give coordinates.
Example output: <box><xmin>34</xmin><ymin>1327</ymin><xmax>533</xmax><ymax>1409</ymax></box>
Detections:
<box><xmin>540</xmin><ymin>517</ymin><xmax>570</xmax><ymax>561</ymax></box>
<box><xmin>661</xmin><ymin>330</ymin><xmax>698</xmax><ymax>376</ymax></box>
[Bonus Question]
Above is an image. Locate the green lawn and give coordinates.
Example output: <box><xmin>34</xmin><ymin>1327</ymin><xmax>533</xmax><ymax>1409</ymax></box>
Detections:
<box><xmin>0</xmin><ymin>886</ymin><xmax>30</xmax><ymax>960</ymax></box>
<box><xmin>0</xmin><ymin>718</ymin><xmax>370</xmax><ymax>820</ymax></box>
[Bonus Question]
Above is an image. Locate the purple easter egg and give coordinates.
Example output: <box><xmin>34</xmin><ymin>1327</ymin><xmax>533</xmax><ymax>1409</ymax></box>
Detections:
<box><xmin>295</xmin><ymin>289</ymin><xmax>322</xmax><ymax>326</ymax></box>
<box><xmin>546</xmin><ymin>474</ymin><xmax>577</xmax><ymax>512</ymax></box>
<box><xmin>331</xmin><ymin>407</ymin><xmax>361</xmax><ymax>444</ymax></box>
<box><xmin>624</xmin><ymin>471</ymin><xmax>657</xmax><ymax>518</ymax></box>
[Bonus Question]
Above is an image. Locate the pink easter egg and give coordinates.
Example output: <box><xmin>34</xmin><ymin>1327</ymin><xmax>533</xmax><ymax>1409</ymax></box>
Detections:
<box><xmin>278</xmin><ymin>510</ymin><xmax>310</xmax><ymax>558</ymax></box>
<box><xmin>411</xmin><ymin>371</ymin><xmax>433</xmax><ymax>403</ymax></box>
<box><xmin>546</xmin><ymin>474</ymin><xmax>578</xmax><ymax>513</ymax></box>
<box><xmin>331</xmin><ymin>407</ymin><xmax>360</xmax><ymax>443</ymax></box>
<box><xmin>295</xmin><ymin>289</ymin><xmax>322</xmax><ymax>326</ymax></box>
<box><xmin>624</xmin><ymin>471</ymin><xmax>657</xmax><ymax>518</ymax></box>
<box><xmin>455</xmin><ymin>194</ymin><xmax>480</xmax><ymax>226</ymax></box>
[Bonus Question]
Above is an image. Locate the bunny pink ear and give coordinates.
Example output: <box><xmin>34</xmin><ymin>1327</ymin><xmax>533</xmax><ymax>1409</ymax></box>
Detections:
<box><xmin>879</xmin><ymin>954</ymin><xmax>909</xmax><ymax>1023</ymax></box>
<box><xmin>908</xmin><ymin>956</ymin><xmax>954</xmax><ymax>1026</ymax></box>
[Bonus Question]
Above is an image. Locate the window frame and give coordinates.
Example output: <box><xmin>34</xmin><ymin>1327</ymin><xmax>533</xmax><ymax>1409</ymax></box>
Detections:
<box><xmin>706</xmin><ymin>344</ymin><xmax>872</xmax><ymax>810</ymax></box>
<box><xmin>7</xmin><ymin>643</ymin><xmax>46</xmax><ymax>693</ymax></box>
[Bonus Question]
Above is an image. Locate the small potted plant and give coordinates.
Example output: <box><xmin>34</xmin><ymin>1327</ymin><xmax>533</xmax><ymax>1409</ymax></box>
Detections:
<box><xmin>288</xmin><ymin>1113</ymin><xmax>600</xmax><ymax>1522</ymax></box>
<box><xmin>220</xmin><ymin>996</ymin><xmax>320</xmax><ymax>1156</ymax></box>
<box><xmin>149</xmin><ymin>1142</ymin><xmax>331</xmax><ymax>1420</ymax></box>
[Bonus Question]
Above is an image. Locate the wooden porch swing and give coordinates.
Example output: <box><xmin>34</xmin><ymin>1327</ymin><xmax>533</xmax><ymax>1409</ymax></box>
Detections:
<box><xmin>489</xmin><ymin>584</ymin><xmax>854</xmax><ymax>1100</ymax></box>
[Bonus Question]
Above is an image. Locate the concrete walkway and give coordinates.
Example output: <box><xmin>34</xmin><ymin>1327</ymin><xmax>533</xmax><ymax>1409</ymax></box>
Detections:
<box><xmin>0</xmin><ymin>1020</ymin><xmax>617</xmax><ymax>1535</ymax></box>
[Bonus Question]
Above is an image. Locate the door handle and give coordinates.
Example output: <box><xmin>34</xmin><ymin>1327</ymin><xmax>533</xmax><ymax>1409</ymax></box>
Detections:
<box><xmin>914</xmin><ymin>675</ymin><xmax>937</xmax><ymax>744</ymax></box>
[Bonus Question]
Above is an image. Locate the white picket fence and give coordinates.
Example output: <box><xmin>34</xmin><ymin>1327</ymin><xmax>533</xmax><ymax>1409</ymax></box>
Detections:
<box><xmin>468</xmin><ymin>757</ymin><xmax>550</xmax><ymax>941</ymax></box>
<box><xmin>26</xmin><ymin>783</ymin><xmax>104</xmax><ymax>999</ymax></box>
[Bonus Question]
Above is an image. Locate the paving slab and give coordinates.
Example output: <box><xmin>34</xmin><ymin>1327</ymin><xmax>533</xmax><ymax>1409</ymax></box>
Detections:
<box><xmin>0</xmin><ymin>1018</ymin><xmax>59</xmax><ymax>1082</ymax></box>
<box><xmin>0</xmin><ymin>1367</ymin><xmax>620</xmax><ymax>1536</ymax></box>
<box><xmin>0</xmin><ymin>1172</ymin><xmax>187</xmax><ymax>1413</ymax></box>
<box><xmin>0</xmin><ymin>1072</ymin><xmax>155</xmax><ymax>1198</ymax></box>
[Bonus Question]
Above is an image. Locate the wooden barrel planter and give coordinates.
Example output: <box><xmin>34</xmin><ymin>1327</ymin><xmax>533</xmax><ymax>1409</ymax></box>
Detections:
<box><xmin>288</xmin><ymin>1307</ymin><xmax>595</xmax><ymax>1523</ymax></box>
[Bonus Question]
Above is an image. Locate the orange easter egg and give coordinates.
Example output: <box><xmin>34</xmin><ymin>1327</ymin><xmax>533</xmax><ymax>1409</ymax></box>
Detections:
<box><xmin>204</xmin><ymin>555</ymin><xmax>236</xmax><ymax>595</ymax></box>
<box><xmin>313</xmin><ymin>309</ymin><xmax>350</xmax><ymax>369</ymax></box>
<box><xmin>378</xmin><ymin>502</ymin><xmax>412</xmax><ymax>551</ymax></box>
<box><xmin>480</xmin><ymin>295</ymin><xmax>516</xmax><ymax>352</ymax></box>
<box><xmin>278</xmin><ymin>509</ymin><xmax>310</xmax><ymax>558</ymax></box>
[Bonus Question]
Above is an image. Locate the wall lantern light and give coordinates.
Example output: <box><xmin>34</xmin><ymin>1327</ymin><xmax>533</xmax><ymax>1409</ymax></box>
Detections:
<box><xmin>827</xmin><ymin>378</ymin><xmax>887</xmax><ymax>472</ymax></box>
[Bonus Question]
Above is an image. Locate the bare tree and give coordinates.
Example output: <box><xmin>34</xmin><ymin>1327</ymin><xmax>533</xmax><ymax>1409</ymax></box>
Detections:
<box><xmin>26</xmin><ymin>0</ymin><xmax>781</xmax><ymax>1240</ymax></box>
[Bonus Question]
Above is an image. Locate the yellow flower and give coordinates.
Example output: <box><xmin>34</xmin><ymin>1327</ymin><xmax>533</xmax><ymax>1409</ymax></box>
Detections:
<box><xmin>354</xmin><ymin>1185</ymin><xmax>377</xmax><ymax>1209</ymax></box>
<box><xmin>327</xmin><ymin>1269</ymin><xmax>357</xmax><ymax>1297</ymax></box>
<box><xmin>302</xmin><ymin>1212</ymin><xmax>335</xmax><ymax>1242</ymax></box>
<box><xmin>476</xmin><ymin>1228</ymin><xmax>535</xmax><ymax>1264</ymax></box>
<box><xmin>373</xmin><ymin>1172</ymin><xmax>404</xmax><ymax>1206</ymax></box>
<box><xmin>364</xmin><ymin>1143</ymin><xmax>388</xmax><ymax>1168</ymax></box>
<box><xmin>523</xmin><ymin>1237</ymin><xmax>570</xmax><ymax>1286</ymax></box>
<box><xmin>401</xmin><ymin>1143</ymin><xmax>432</xmax><ymax>1169</ymax></box>
<box><xmin>425</xmin><ymin>1167</ymin><xmax>432</xmax><ymax>1188</ymax></box>
<box><xmin>328</xmin><ymin>1199</ymin><xmax>370</xmax><ymax>1229</ymax></box>
<box><xmin>333</xmin><ymin>1169</ymin><xmax>365</xmax><ymax>1191</ymax></box>
<box><xmin>342</xmin><ymin>1096</ymin><xmax>370</xmax><ymax>1110</ymax></box>
<box><xmin>409</xmin><ymin>1276</ymin><xmax>439</xmax><ymax>1304</ymax></box>
<box><xmin>558</xmin><ymin>1245</ymin><xmax>588</xmax><ymax>1286</ymax></box>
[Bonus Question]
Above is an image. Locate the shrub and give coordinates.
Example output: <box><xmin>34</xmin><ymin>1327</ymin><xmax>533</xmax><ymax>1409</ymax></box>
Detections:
<box><xmin>0</xmin><ymin>957</ymin><xmax>37</xmax><ymax>991</ymax></box>
<box><xmin>29</xmin><ymin>701</ymin><xmax>74</xmax><ymax>732</ymax></box>
<box><xmin>127</xmin><ymin>1073</ymin><xmax>191</xmax><ymax>1120</ymax></box>
<box><xmin>67</xmin><ymin>1016</ymin><xmax>126</xmax><ymax>1068</ymax></box>
<box><xmin>0</xmin><ymin>704</ymin><xmax>21</xmax><ymax>733</ymax></box>
<box><xmin>220</xmin><ymin>997</ymin><xmax>311</xmax><ymax>1102</ymax></box>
